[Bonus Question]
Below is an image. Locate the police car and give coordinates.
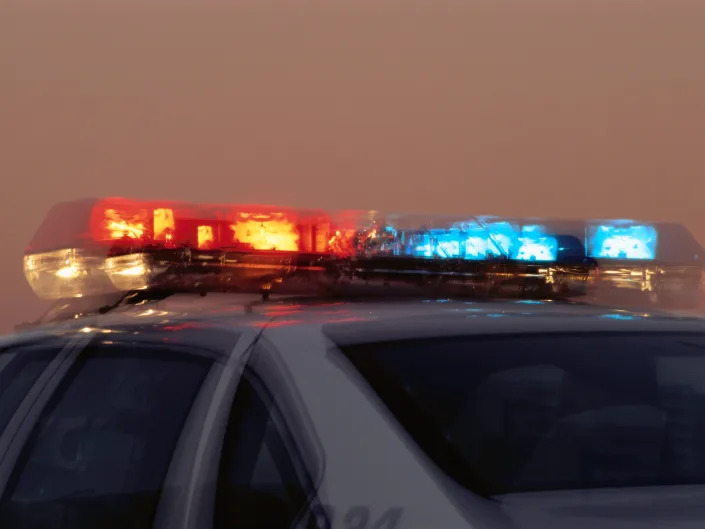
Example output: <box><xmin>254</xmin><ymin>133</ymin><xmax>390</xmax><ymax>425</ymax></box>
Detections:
<box><xmin>2</xmin><ymin>198</ymin><xmax>705</xmax><ymax>528</ymax></box>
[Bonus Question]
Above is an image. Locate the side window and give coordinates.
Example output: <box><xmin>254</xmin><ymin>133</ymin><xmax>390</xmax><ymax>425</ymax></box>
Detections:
<box><xmin>0</xmin><ymin>343</ymin><xmax>212</xmax><ymax>529</ymax></box>
<box><xmin>215</xmin><ymin>373</ymin><xmax>315</xmax><ymax>529</ymax></box>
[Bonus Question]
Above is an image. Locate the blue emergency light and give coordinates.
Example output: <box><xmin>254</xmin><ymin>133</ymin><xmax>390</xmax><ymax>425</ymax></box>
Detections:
<box><xmin>587</xmin><ymin>223</ymin><xmax>658</xmax><ymax>260</ymax></box>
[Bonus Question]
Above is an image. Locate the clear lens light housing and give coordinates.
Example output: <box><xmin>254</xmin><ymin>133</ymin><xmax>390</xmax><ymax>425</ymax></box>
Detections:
<box><xmin>23</xmin><ymin>249</ymin><xmax>115</xmax><ymax>299</ymax></box>
<box><xmin>104</xmin><ymin>253</ymin><xmax>153</xmax><ymax>291</ymax></box>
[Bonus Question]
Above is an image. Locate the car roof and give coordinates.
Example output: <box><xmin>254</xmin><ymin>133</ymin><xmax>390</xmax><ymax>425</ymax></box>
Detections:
<box><xmin>6</xmin><ymin>293</ymin><xmax>705</xmax><ymax>349</ymax></box>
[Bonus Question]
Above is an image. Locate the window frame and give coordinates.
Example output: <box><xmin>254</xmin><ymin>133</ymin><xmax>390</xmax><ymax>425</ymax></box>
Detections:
<box><xmin>150</xmin><ymin>327</ymin><xmax>258</xmax><ymax>529</ymax></box>
<box><xmin>213</xmin><ymin>337</ymin><xmax>327</xmax><ymax>529</ymax></box>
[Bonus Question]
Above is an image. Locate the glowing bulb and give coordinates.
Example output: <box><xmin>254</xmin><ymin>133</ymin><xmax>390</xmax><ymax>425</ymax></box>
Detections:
<box><xmin>114</xmin><ymin>264</ymin><xmax>147</xmax><ymax>277</ymax></box>
<box><xmin>589</xmin><ymin>224</ymin><xmax>658</xmax><ymax>260</ymax></box>
<box><xmin>153</xmin><ymin>208</ymin><xmax>175</xmax><ymax>241</ymax></box>
<box><xmin>231</xmin><ymin>213</ymin><xmax>299</xmax><ymax>251</ymax></box>
<box><xmin>198</xmin><ymin>225</ymin><xmax>215</xmax><ymax>249</ymax></box>
<box><xmin>55</xmin><ymin>265</ymin><xmax>80</xmax><ymax>279</ymax></box>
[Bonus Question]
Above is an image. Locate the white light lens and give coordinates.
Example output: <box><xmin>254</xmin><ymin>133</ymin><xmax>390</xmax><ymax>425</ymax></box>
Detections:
<box><xmin>104</xmin><ymin>254</ymin><xmax>152</xmax><ymax>291</ymax></box>
<box><xmin>24</xmin><ymin>249</ymin><xmax>114</xmax><ymax>299</ymax></box>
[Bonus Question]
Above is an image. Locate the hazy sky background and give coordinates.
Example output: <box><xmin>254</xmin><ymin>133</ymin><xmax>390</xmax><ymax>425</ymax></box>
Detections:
<box><xmin>1</xmin><ymin>0</ymin><xmax>704</xmax><ymax>332</ymax></box>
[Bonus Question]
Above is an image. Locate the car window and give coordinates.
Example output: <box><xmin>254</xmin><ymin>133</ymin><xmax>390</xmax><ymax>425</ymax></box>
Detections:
<box><xmin>215</xmin><ymin>372</ymin><xmax>315</xmax><ymax>529</ymax></box>
<box><xmin>337</xmin><ymin>332</ymin><xmax>705</xmax><ymax>496</ymax></box>
<box><xmin>0</xmin><ymin>342</ymin><xmax>212</xmax><ymax>529</ymax></box>
<box><xmin>0</xmin><ymin>341</ymin><xmax>61</xmax><ymax>436</ymax></box>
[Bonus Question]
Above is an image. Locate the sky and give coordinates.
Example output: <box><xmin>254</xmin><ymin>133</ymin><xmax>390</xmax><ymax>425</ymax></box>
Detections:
<box><xmin>1</xmin><ymin>0</ymin><xmax>704</xmax><ymax>332</ymax></box>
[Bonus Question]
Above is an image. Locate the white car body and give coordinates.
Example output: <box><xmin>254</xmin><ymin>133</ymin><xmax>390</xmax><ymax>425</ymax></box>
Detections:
<box><xmin>1</xmin><ymin>294</ymin><xmax>705</xmax><ymax>528</ymax></box>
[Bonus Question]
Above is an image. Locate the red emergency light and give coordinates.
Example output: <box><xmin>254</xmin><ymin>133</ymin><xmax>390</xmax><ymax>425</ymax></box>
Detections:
<box><xmin>24</xmin><ymin>198</ymin><xmax>339</xmax><ymax>299</ymax></box>
<box><xmin>27</xmin><ymin>198</ymin><xmax>334</xmax><ymax>254</ymax></box>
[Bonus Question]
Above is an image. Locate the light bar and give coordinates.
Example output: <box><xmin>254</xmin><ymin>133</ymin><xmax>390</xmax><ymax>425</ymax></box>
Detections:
<box><xmin>31</xmin><ymin>198</ymin><xmax>703</xmax><ymax>303</ymax></box>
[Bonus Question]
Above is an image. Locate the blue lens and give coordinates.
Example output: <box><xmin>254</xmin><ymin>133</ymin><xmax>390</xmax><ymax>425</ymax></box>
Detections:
<box><xmin>588</xmin><ymin>224</ymin><xmax>658</xmax><ymax>260</ymax></box>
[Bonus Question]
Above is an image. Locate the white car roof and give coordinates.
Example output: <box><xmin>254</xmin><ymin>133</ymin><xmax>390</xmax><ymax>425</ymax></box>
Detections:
<box><xmin>5</xmin><ymin>294</ymin><xmax>705</xmax><ymax>350</ymax></box>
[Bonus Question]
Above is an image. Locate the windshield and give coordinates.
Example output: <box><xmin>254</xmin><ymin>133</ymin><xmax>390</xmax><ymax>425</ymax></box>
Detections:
<box><xmin>338</xmin><ymin>332</ymin><xmax>705</xmax><ymax>496</ymax></box>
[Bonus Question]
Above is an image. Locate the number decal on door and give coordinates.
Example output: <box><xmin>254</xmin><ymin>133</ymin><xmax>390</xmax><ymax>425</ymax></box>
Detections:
<box><xmin>307</xmin><ymin>506</ymin><xmax>402</xmax><ymax>529</ymax></box>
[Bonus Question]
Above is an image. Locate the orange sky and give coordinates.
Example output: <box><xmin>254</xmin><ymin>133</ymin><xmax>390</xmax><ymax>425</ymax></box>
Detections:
<box><xmin>1</xmin><ymin>0</ymin><xmax>704</xmax><ymax>332</ymax></box>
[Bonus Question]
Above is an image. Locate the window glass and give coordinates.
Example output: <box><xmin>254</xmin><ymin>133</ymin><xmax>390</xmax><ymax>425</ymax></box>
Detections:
<box><xmin>0</xmin><ymin>342</ymin><xmax>58</xmax><ymax>436</ymax></box>
<box><xmin>337</xmin><ymin>333</ymin><xmax>705</xmax><ymax>495</ymax></box>
<box><xmin>0</xmin><ymin>343</ymin><xmax>211</xmax><ymax>529</ymax></box>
